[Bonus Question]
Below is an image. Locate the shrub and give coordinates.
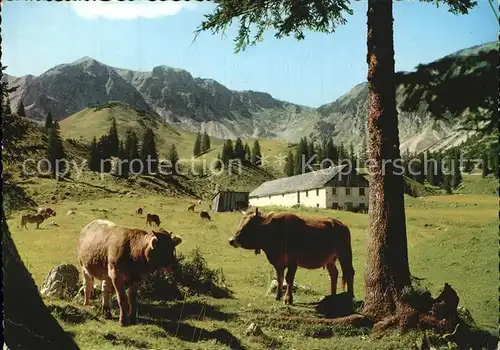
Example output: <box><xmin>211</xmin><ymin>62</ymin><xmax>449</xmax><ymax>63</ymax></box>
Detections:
<box><xmin>138</xmin><ymin>248</ymin><xmax>232</xmax><ymax>301</ymax></box>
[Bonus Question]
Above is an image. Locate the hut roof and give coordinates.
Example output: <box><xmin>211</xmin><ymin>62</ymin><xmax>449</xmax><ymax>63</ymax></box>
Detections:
<box><xmin>249</xmin><ymin>165</ymin><xmax>349</xmax><ymax>198</ymax></box>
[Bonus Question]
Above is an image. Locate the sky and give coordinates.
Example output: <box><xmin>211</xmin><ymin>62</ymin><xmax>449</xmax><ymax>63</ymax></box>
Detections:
<box><xmin>3</xmin><ymin>1</ymin><xmax>497</xmax><ymax>107</ymax></box>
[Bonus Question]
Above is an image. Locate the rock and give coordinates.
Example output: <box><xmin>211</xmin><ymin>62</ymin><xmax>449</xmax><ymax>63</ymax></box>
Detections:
<box><xmin>40</xmin><ymin>264</ymin><xmax>79</xmax><ymax>300</ymax></box>
<box><xmin>267</xmin><ymin>279</ymin><xmax>312</xmax><ymax>294</ymax></box>
<box><xmin>66</xmin><ymin>210</ymin><xmax>76</xmax><ymax>216</ymax></box>
<box><xmin>47</xmin><ymin>221</ymin><xmax>59</xmax><ymax>227</ymax></box>
<box><xmin>315</xmin><ymin>293</ymin><xmax>354</xmax><ymax>318</ymax></box>
<box><xmin>245</xmin><ymin>322</ymin><xmax>263</xmax><ymax>336</ymax></box>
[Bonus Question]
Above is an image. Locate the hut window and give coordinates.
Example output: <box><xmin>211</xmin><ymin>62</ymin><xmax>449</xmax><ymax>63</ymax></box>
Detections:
<box><xmin>332</xmin><ymin>202</ymin><xmax>339</xmax><ymax>209</ymax></box>
<box><xmin>359</xmin><ymin>188</ymin><xmax>365</xmax><ymax>196</ymax></box>
<box><xmin>305</xmin><ymin>191</ymin><xmax>308</xmax><ymax>197</ymax></box>
<box><xmin>316</xmin><ymin>189</ymin><xmax>319</xmax><ymax>196</ymax></box>
<box><xmin>346</xmin><ymin>188</ymin><xmax>351</xmax><ymax>196</ymax></box>
<box><xmin>269</xmin><ymin>195</ymin><xmax>271</xmax><ymax>199</ymax></box>
<box><xmin>332</xmin><ymin>188</ymin><xmax>337</xmax><ymax>195</ymax></box>
<box><xmin>282</xmin><ymin>194</ymin><xmax>284</xmax><ymax>197</ymax></box>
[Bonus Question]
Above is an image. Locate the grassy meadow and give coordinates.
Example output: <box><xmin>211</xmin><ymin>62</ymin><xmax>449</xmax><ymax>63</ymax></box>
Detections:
<box><xmin>6</xmin><ymin>187</ymin><xmax>497</xmax><ymax>349</ymax></box>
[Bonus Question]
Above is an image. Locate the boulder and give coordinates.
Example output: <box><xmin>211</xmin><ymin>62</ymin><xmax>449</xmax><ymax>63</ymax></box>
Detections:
<box><xmin>267</xmin><ymin>279</ymin><xmax>312</xmax><ymax>295</ymax></box>
<box><xmin>245</xmin><ymin>322</ymin><xmax>263</xmax><ymax>336</ymax></box>
<box><xmin>40</xmin><ymin>264</ymin><xmax>80</xmax><ymax>300</ymax></box>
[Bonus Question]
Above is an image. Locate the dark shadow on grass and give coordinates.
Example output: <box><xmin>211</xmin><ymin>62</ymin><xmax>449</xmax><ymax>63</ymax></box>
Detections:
<box><xmin>139</xmin><ymin>300</ymin><xmax>236</xmax><ymax>322</ymax></box>
<box><xmin>138</xmin><ymin>301</ymin><xmax>244</xmax><ymax>349</ymax></box>
<box><xmin>48</xmin><ymin>304</ymin><xmax>101</xmax><ymax>324</ymax></box>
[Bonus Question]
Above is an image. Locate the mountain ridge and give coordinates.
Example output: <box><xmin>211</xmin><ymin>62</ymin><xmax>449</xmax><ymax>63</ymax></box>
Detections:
<box><xmin>3</xmin><ymin>41</ymin><xmax>496</xmax><ymax>154</ymax></box>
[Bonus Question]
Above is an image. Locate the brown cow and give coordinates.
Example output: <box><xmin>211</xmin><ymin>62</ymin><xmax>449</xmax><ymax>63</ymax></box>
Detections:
<box><xmin>77</xmin><ymin>219</ymin><xmax>182</xmax><ymax>326</ymax></box>
<box><xmin>200</xmin><ymin>211</ymin><xmax>211</xmax><ymax>221</ymax></box>
<box><xmin>187</xmin><ymin>204</ymin><xmax>196</xmax><ymax>212</ymax></box>
<box><xmin>146</xmin><ymin>213</ymin><xmax>160</xmax><ymax>227</ymax></box>
<box><xmin>136</xmin><ymin>207</ymin><xmax>144</xmax><ymax>215</ymax></box>
<box><xmin>21</xmin><ymin>212</ymin><xmax>51</xmax><ymax>229</ymax></box>
<box><xmin>229</xmin><ymin>208</ymin><xmax>354</xmax><ymax>305</ymax></box>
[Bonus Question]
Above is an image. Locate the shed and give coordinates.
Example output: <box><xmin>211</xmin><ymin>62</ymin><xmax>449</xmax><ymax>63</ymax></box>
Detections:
<box><xmin>211</xmin><ymin>191</ymin><xmax>249</xmax><ymax>212</ymax></box>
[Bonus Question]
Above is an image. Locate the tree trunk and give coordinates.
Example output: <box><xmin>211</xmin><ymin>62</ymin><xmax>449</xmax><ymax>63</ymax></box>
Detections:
<box><xmin>2</xmin><ymin>208</ymin><xmax>79</xmax><ymax>349</ymax></box>
<box><xmin>363</xmin><ymin>0</ymin><xmax>411</xmax><ymax>321</ymax></box>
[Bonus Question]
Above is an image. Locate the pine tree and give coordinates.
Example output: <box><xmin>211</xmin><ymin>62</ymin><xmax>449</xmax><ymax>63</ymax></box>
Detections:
<box><xmin>425</xmin><ymin>152</ymin><xmax>436</xmax><ymax>186</ymax></box>
<box><xmin>118</xmin><ymin>140</ymin><xmax>129</xmax><ymax>178</ymax></box>
<box><xmin>416</xmin><ymin>152</ymin><xmax>426</xmax><ymax>184</ymax></box>
<box><xmin>326</xmin><ymin>139</ymin><xmax>337</xmax><ymax>165</ymax></box>
<box><xmin>284</xmin><ymin>150</ymin><xmax>294</xmax><ymax>177</ymax></box>
<box><xmin>222</xmin><ymin>139</ymin><xmax>234</xmax><ymax>165</ymax></box>
<box><xmin>202</xmin><ymin>131</ymin><xmax>211</xmax><ymax>152</ymax></box>
<box><xmin>168</xmin><ymin>144</ymin><xmax>179</xmax><ymax>173</ymax></box>
<box><xmin>4</xmin><ymin>96</ymin><xmax>12</xmax><ymax>116</ymax></box>
<box><xmin>244</xmin><ymin>143</ymin><xmax>251</xmax><ymax>162</ymax></box>
<box><xmin>251</xmin><ymin>140</ymin><xmax>262</xmax><ymax>166</ymax></box>
<box><xmin>107</xmin><ymin>117</ymin><xmax>120</xmax><ymax>157</ymax></box>
<box><xmin>88</xmin><ymin>136</ymin><xmax>100</xmax><ymax>172</ymax></box>
<box><xmin>359</xmin><ymin>140</ymin><xmax>368</xmax><ymax>168</ymax></box>
<box><xmin>294</xmin><ymin>138</ymin><xmax>308</xmax><ymax>174</ymax></box>
<box><xmin>349</xmin><ymin>142</ymin><xmax>356</xmax><ymax>167</ymax></box>
<box><xmin>215</xmin><ymin>152</ymin><xmax>222</xmax><ymax>170</ymax></box>
<box><xmin>307</xmin><ymin>140</ymin><xmax>315</xmax><ymax>166</ymax></box>
<box><xmin>193</xmin><ymin>132</ymin><xmax>202</xmax><ymax>156</ymax></box>
<box><xmin>46</xmin><ymin>121</ymin><xmax>66</xmax><ymax>178</ymax></box>
<box><xmin>125</xmin><ymin>130</ymin><xmax>141</xmax><ymax>173</ymax></box>
<box><xmin>197</xmin><ymin>0</ymin><xmax>477</xmax><ymax>321</ymax></box>
<box><xmin>44</xmin><ymin>111</ymin><xmax>53</xmax><ymax>133</ymax></box>
<box><xmin>16</xmin><ymin>101</ymin><xmax>26</xmax><ymax>117</ymax></box>
<box><xmin>141</xmin><ymin>128</ymin><xmax>158</xmax><ymax>173</ymax></box>
<box><xmin>451</xmin><ymin>154</ymin><xmax>462</xmax><ymax>189</ymax></box>
<box><xmin>234</xmin><ymin>138</ymin><xmax>245</xmax><ymax>161</ymax></box>
<box><xmin>481</xmin><ymin>151</ymin><xmax>490</xmax><ymax>177</ymax></box>
<box><xmin>443</xmin><ymin>174</ymin><xmax>453</xmax><ymax>194</ymax></box>
<box><xmin>97</xmin><ymin>135</ymin><xmax>111</xmax><ymax>173</ymax></box>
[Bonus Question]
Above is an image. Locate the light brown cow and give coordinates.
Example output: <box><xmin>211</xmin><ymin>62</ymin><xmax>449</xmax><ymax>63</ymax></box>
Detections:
<box><xmin>21</xmin><ymin>212</ymin><xmax>50</xmax><ymax>229</ymax></box>
<box><xmin>229</xmin><ymin>208</ymin><xmax>354</xmax><ymax>305</ymax></box>
<box><xmin>136</xmin><ymin>207</ymin><xmax>144</xmax><ymax>215</ymax></box>
<box><xmin>145</xmin><ymin>213</ymin><xmax>160</xmax><ymax>227</ymax></box>
<box><xmin>77</xmin><ymin>219</ymin><xmax>182</xmax><ymax>326</ymax></box>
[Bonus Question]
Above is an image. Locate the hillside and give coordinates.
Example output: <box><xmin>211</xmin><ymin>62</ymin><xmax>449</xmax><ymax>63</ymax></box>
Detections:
<box><xmin>3</xmin><ymin>42</ymin><xmax>496</xmax><ymax>155</ymax></box>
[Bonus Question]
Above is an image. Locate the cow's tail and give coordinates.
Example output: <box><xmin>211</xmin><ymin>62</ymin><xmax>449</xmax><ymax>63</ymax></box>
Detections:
<box><xmin>340</xmin><ymin>225</ymin><xmax>355</xmax><ymax>295</ymax></box>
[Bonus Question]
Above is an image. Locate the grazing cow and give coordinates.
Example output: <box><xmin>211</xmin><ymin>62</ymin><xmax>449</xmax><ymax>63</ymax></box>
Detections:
<box><xmin>77</xmin><ymin>219</ymin><xmax>182</xmax><ymax>326</ymax></box>
<box><xmin>21</xmin><ymin>212</ymin><xmax>50</xmax><ymax>229</ymax></box>
<box><xmin>37</xmin><ymin>207</ymin><xmax>56</xmax><ymax>217</ymax></box>
<box><xmin>146</xmin><ymin>213</ymin><xmax>160</xmax><ymax>227</ymax></box>
<box><xmin>229</xmin><ymin>208</ymin><xmax>354</xmax><ymax>305</ymax></box>
<box><xmin>187</xmin><ymin>204</ymin><xmax>196</xmax><ymax>212</ymax></box>
<box><xmin>200</xmin><ymin>211</ymin><xmax>211</xmax><ymax>221</ymax></box>
<box><xmin>136</xmin><ymin>207</ymin><xmax>144</xmax><ymax>215</ymax></box>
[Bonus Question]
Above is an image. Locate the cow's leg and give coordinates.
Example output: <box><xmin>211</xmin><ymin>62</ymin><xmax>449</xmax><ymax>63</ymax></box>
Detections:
<box><xmin>126</xmin><ymin>284</ymin><xmax>138</xmax><ymax>325</ymax></box>
<box><xmin>83</xmin><ymin>270</ymin><xmax>93</xmax><ymax>306</ymax></box>
<box><xmin>284</xmin><ymin>263</ymin><xmax>298</xmax><ymax>305</ymax></box>
<box><xmin>339</xmin><ymin>256</ymin><xmax>355</xmax><ymax>298</ymax></box>
<box><xmin>274</xmin><ymin>266</ymin><xmax>285</xmax><ymax>301</ymax></box>
<box><xmin>101</xmin><ymin>278</ymin><xmax>113</xmax><ymax>319</ymax></box>
<box><xmin>109</xmin><ymin>266</ymin><xmax>129</xmax><ymax>327</ymax></box>
<box><xmin>326</xmin><ymin>260</ymin><xmax>339</xmax><ymax>295</ymax></box>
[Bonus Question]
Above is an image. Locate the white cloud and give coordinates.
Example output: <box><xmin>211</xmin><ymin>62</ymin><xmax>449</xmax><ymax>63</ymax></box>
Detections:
<box><xmin>70</xmin><ymin>1</ymin><xmax>198</xmax><ymax>20</ymax></box>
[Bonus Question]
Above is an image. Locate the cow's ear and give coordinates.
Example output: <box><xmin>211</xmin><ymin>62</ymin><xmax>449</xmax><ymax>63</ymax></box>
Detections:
<box><xmin>172</xmin><ymin>235</ymin><xmax>183</xmax><ymax>246</ymax></box>
<box><xmin>150</xmin><ymin>236</ymin><xmax>159</xmax><ymax>250</ymax></box>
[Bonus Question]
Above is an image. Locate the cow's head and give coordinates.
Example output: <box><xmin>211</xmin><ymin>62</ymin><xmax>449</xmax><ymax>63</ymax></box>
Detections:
<box><xmin>145</xmin><ymin>229</ymin><xmax>183</xmax><ymax>272</ymax></box>
<box><xmin>229</xmin><ymin>208</ymin><xmax>265</xmax><ymax>250</ymax></box>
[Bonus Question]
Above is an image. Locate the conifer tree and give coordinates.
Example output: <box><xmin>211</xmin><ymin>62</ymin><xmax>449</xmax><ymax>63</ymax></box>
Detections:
<box><xmin>46</xmin><ymin>121</ymin><xmax>66</xmax><ymax>178</ymax></box>
<box><xmin>234</xmin><ymin>138</ymin><xmax>245</xmax><ymax>161</ymax></box>
<box><xmin>141</xmin><ymin>128</ymin><xmax>158</xmax><ymax>173</ymax></box>
<box><xmin>222</xmin><ymin>139</ymin><xmax>234</xmax><ymax>165</ymax></box>
<box><xmin>202</xmin><ymin>131</ymin><xmax>211</xmax><ymax>152</ymax></box>
<box><xmin>284</xmin><ymin>150</ymin><xmax>294</xmax><ymax>177</ymax></box>
<box><xmin>107</xmin><ymin>117</ymin><xmax>120</xmax><ymax>157</ymax></box>
<box><xmin>251</xmin><ymin>140</ymin><xmax>262</xmax><ymax>166</ymax></box>
<box><xmin>481</xmin><ymin>151</ymin><xmax>490</xmax><ymax>177</ymax></box>
<box><xmin>443</xmin><ymin>174</ymin><xmax>453</xmax><ymax>194</ymax></box>
<box><xmin>244</xmin><ymin>143</ymin><xmax>251</xmax><ymax>162</ymax></box>
<box><xmin>193</xmin><ymin>132</ymin><xmax>202</xmax><ymax>156</ymax></box>
<box><xmin>168</xmin><ymin>144</ymin><xmax>179</xmax><ymax>173</ymax></box>
<box><xmin>16</xmin><ymin>101</ymin><xmax>26</xmax><ymax>117</ymax></box>
<box><xmin>44</xmin><ymin>111</ymin><xmax>53</xmax><ymax>133</ymax></box>
<box><xmin>88</xmin><ymin>136</ymin><xmax>100</xmax><ymax>172</ymax></box>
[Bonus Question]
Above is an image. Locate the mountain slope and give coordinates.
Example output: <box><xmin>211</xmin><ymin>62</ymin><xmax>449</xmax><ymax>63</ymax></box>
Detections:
<box><xmin>4</xmin><ymin>41</ymin><xmax>496</xmax><ymax>154</ymax></box>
